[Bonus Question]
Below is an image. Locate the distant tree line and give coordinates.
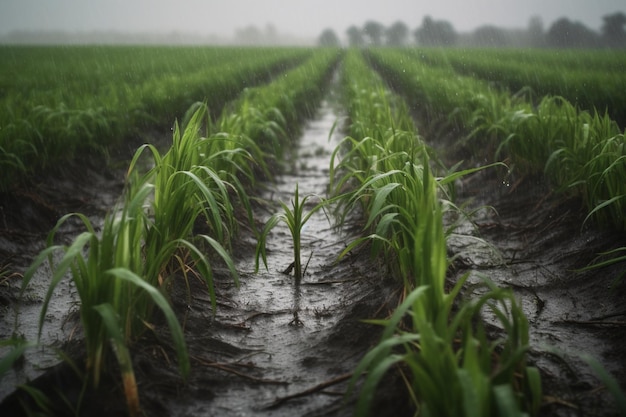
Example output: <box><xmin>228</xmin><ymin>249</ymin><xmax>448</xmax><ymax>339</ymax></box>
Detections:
<box><xmin>318</xmin><ymin>12</ymin><xmax>626</xmax><ymax>48</ymax></box>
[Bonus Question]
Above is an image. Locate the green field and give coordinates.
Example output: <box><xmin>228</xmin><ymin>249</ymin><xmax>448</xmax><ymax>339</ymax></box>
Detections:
<box><xmin>0</xmin><ymin>46</ymin><xmax>312</xmax><ymax>190</ymax></box>
<box><xmin>367</xmin><ymin>48</ymin><xmax>626</xmax><ymax>230</ymax></box>
<box><xmin>412</xmin><ymin>48</ymin><xmax>626</xmax><ymax>126</ymax></box>
<box><xmin>1</xmin><ymin>45</ymin><xmax>624</xmax><ymax>417</ymax></box>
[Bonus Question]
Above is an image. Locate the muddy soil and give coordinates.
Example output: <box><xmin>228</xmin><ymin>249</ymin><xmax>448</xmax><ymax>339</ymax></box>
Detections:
<box><xmin>447</xmin><ymin>167</ymin><xmax>626</xmax><ymax>417</ymax></box>
<box><xmin>1</xmin><ymin>90</ymin><xmax>625</xmax><ymax>417</ymax></box>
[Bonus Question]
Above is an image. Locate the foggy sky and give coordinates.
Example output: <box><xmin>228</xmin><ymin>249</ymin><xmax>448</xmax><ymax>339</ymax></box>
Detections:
<box><xmin>1</xmin><ymin>0</ymin><xmax>624</xmax><ymax>40</ymax></box>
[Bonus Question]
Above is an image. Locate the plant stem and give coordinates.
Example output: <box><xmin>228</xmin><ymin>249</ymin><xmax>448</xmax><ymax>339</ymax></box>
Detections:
<box><xmin>293</xmin><ymin>183</ymin><xmax>303</xmax><ymax>283</ymax></box>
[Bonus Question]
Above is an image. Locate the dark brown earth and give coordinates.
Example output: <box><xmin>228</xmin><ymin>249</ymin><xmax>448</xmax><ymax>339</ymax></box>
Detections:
<box><xmin>1</xmin><ymin>98</ymin><xmax>625</xmax><ymax>417</ymax></box>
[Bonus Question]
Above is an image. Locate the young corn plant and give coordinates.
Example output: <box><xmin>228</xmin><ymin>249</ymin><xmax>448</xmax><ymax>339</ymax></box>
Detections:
<box><xmin>20</xmin><ymin>185</ymin><xmax>189</xmax><ymax>417</ymax></box>
<box><xmin>255</xmin><ymin>183</ymin><xmax>328</xmax><ymax>283</ymax></box>
<box><xmin>349</xmin><ymin>275</ymin><xmax>541</xmax><ymax>417</ymax></box>
<box><xmin>126</xmin><ymin>104</ymin><xmax>243</xmax><ymax>310</ymax></box>
<box><xmin>18</xmin><ymin>104</ymin><xmax>244</xmax><ymax>416</ymax></box>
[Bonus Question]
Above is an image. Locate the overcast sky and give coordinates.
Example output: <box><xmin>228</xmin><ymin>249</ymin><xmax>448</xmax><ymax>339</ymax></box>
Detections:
<box><xmin>1</xmin><ymin>0</ymin><xmax>624</xmax><ymax>39</ymax></box>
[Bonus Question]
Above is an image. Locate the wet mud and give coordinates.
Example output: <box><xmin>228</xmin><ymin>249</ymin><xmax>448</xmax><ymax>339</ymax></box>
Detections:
<box><xmin>447</xmin><ymin>168</ymin><xmax>626</xmax><ymax>417</ymax></box>
<box><xmin>1</xmin><ymin>91</ymin><xmax>625</xmax><ymax>416</ymax></box>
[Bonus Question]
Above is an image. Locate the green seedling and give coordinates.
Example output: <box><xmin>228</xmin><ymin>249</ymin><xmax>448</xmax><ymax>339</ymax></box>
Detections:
<box><xmin>20</xmin><ymin>201</ymin><xmax>188</xmax><ymax>417</ymax></box>
<box><xmin>255</xmin><ymin>183</ymin><xmax>328</xmax><ymax>283</ymax></box>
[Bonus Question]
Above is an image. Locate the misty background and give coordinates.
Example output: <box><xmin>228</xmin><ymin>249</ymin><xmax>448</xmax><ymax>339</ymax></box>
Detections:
<box><xmin>0</xmin><ymin>0</ymin><xmax>625</xmax><ymax>48</ymax></box>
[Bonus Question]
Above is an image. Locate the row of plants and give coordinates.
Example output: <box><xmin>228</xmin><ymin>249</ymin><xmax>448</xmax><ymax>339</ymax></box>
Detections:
<box><xmin>410</xmin><ymin>47</ymin><xmax>626</xmax><ymax>125</ymax></box>
<box><xmin>332</xmin><ymin>50</ymin><xmax>540</xmax><ymax>416</ymax></box>
<box><xmin>4</xmin><ymin>48</ymin><xmax>340</xmax><ymax>416</ymax></box>
<box><xmin>0</xmin><ymin>46</ymin><xmax>313</xmax><ymax>191</ymax></box>
<box><xmin>366</xmin><ymin>48</ymin><xmax>626</xmax><ymax>231</ymax></box>
<box><xmin>436</xmin><ymin>48</ymin><xmax>626</xmax><ymax>72</ymax></box>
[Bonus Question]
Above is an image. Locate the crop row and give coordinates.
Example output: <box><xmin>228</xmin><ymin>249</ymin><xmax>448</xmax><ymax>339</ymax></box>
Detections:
<box><xmin>3</xmin><ymin>45</ymin><xmax>621</xmax><ymax>415</ymax></box>
<box><xmin>6</xmin><ymin>48</ymin><xmax>340</xmax><ymax>416</ymax></box>
<box><xmin>367</xmin><ymin>48</ymin><xmax>626</xmax><ymax>231</ymax></box>
<box><xmin>332</xmin><ymin>50</ymin><xmax>540</xmax><ymax>416</ymax></box>
<box><xmin>0</xmin><ymin>46</ymin><xmax>313</xmax><ymax>191</ymax></box>
<box><xmin>410</xmin><ymin>48</ymin><xmax>626</xmax><ymax>126</ymax></box>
